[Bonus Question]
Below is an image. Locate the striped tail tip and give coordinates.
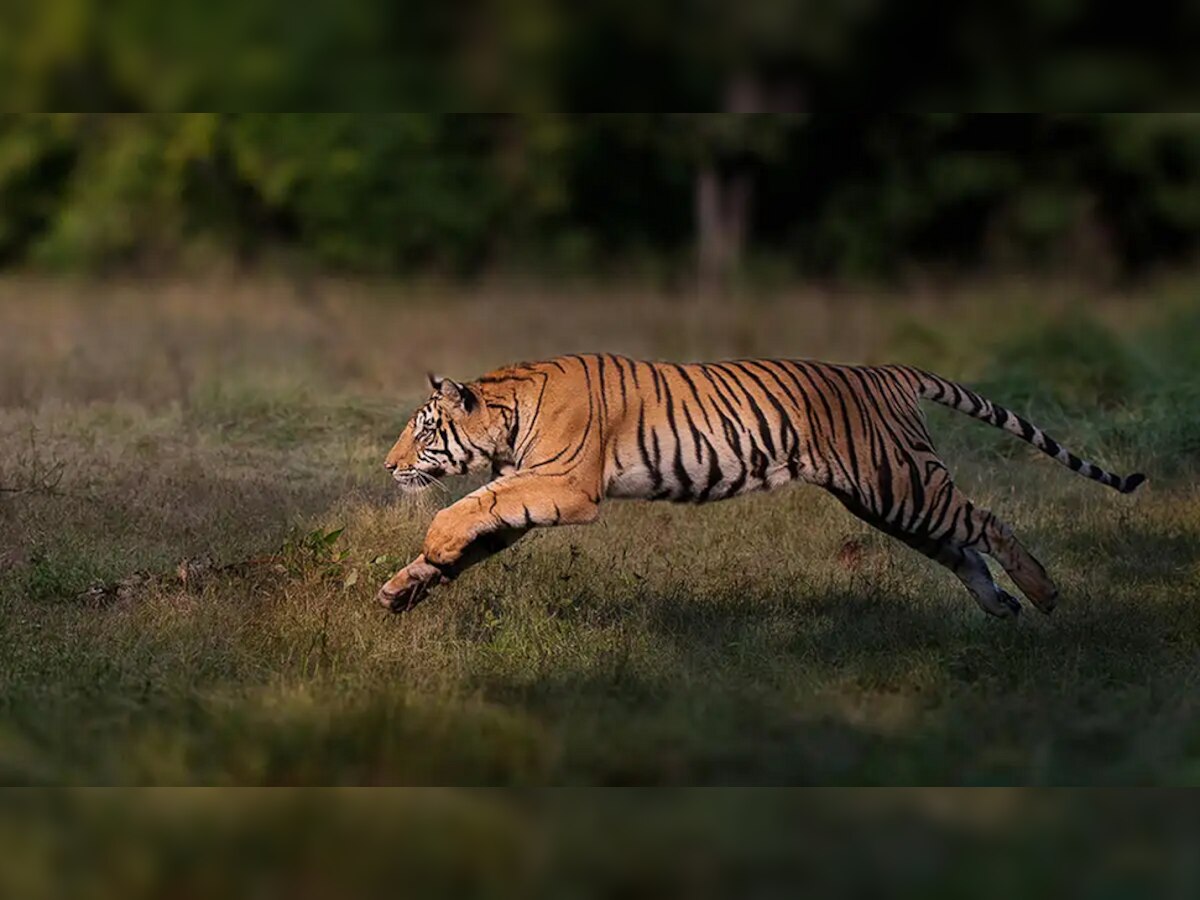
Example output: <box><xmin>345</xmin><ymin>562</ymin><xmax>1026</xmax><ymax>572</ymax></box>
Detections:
<box><xmin>1120</xmin><ymin>473</ymin><xmax>1147</xmax><ymax>494</ymax></box>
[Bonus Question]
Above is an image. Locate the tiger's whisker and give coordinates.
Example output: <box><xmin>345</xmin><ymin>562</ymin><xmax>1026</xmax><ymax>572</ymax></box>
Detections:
<box><xmin>417</xmin><ymin>471</ymin><xmax>451</xmax><ymax>494</ymax></box>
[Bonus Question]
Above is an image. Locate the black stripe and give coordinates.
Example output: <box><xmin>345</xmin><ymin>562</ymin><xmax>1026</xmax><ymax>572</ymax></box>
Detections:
<box><xmin>662</xmin><ymin>380</ymin><xmax>694</xmax><ymax>500</ymax></box>
<box><xmin>647</xmin><ymin>362</ymin><xmax>664</xmax><ymax>405</ymax></box>
<box><xmin>790</xmin><ymin>361</ymin><xmax>857</xmax><ymax>490</ymax></box>
<box><xmin>612</xmin><ymin>354</ymin><xmax>629</xmax><ymax>412</ymax></box>
<box><xmin>810</xmin><ymin>364</ymin><xmax>863</xmax><ymax>492</ymax></box>
<box><xmin>671</xmin><ymin>364</ymin><xmax>715</xmax><ymax>431</ymax></box>
<box><xmin>768</xmin><ymin>361</ymin><xmax>832</xmax><ymax>483</ymax></box>
<box><xmin>636</xmin><ymin>404</ymin><xmax>662</xmax><ymax>492</ymax></box>
<box><xmin>705</xmin><ymin>364</ymin><xmax>772</xmax><ymax>479</ymax></box>
<box><xmin>713</xmin><ymin>363</ymin><xmax>777</xmax><ymax>458</ymax></box>
<box><xmin>734</xmin><ymin>361</ymin><xmax>800</xmax><ymax>460</ymax></box>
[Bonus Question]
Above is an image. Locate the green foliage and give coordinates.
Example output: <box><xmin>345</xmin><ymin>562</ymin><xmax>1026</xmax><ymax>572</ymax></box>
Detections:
<box><xmin>0</xmin><ymin>116</ymin><xmax>76</xmax><ymax>264</ymax></box>
<box><xmin>30</xmin><ymin>115</ymin><xmax>212</xmax><ymax>269</ymax></box>
<box><xmin>224</xmin><ymin>115</ymin><xmax>510</xmax><ymax>271</ymax></box>
<box><xmin>1</xmin><ymin>100</ymin><xmax>1200</xmax><ymax>277</ymax></box>
<box><xmin>2</xmin><ymin>4</ymin><xmax>1199</xmax><ymax>275</ymax></box>
<box><xmin>925</xmin><ymin>302</ymin><xmax>1200</xmax><ymax>474</ymax></box>
<box><xmin>281</xmin><ymin>525</ymin><xmax>348</xmax><ymax>579</ymax></box>
<box><xmin>978</xmin><ymin>317</ymin><xmax>1149</xmax><ymax>410</ymax></box>
<box><xmin>21</xmin><ymin>551</ymin><xmax>94</xmax><ymax>603</ymax></box>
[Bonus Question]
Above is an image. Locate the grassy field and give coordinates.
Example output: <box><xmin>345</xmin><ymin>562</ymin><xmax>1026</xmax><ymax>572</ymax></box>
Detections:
<box><xmin>0</xmin><ymin>274</ymin><xmax>1197</xmax><ymax>785</ymax></box>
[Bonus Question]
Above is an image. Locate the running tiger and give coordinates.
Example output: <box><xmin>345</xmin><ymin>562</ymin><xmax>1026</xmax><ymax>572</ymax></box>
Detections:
<box><xmin>378</xmin><ymin>355</ymin><xmax>1145</xmax><ymax>617</ymax></box>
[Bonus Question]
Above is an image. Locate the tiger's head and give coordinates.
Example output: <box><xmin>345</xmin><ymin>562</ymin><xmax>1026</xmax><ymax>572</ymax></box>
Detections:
<box><xmin>384</xmin><ymin>374</ymin><xmax>498</xmax><ymax>492</ymax></box>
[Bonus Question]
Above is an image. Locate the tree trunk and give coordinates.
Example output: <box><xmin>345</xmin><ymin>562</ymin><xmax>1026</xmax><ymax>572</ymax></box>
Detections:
<box><xmin>696</xmin><ymin>160</ymin><xmax>726</xmax><ymax>296</ymax></box>
<box><xmin>695</xmin><ymin>73</ymin><xmax>761</xmax><ymax>296</ymax></box>
<box><xmin>695</xmin><ymin>161</ymin><xmax>752</xmax><ymax>297</ymax></box>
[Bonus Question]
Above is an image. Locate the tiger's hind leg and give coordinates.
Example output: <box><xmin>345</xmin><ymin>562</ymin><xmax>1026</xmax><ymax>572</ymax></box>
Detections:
<box><xmin>908</xmin><ymin>479</ymin><xmax>1059</xmax><ymax>614</ymax></box>
<box><xmin>832</xmin><ymin>472</ymin><xmax>1057</xmax><ymax>615</ymax></box>
<box><xmin>968</xmin><ymin>508</ymin><xmax>1059</xmax><ymax>613</ymax></box>
<box><xmin>836</xmin><ymin>497</ymin><xmax>1023</xmax><ymax>618</ymax></box>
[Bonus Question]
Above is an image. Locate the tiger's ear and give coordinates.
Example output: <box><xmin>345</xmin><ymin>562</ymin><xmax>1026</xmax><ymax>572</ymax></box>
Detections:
<box><xmin>427</xmin><ymin>373</ymin><xmax>475</xmax><ymax>411</ymax></box>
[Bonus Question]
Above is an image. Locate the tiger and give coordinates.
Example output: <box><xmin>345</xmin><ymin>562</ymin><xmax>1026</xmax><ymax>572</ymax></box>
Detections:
<box><xmin>378</xmin><ymin>354</ymin><xmax>1145</xmax><ymax>617</ymax></box>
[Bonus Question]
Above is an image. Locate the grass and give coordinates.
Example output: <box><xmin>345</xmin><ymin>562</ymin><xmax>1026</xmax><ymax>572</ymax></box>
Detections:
<box><xmin>0</xmin><ymin>273</ymin><xmax>1198</xmax><ymax>786</ymax></box>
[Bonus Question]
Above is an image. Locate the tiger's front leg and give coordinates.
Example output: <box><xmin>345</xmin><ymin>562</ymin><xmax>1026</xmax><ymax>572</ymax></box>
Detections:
<box><xmin>376</xmin><ymin>530</ymin><xmax>527</xmax><ymax>612</ymax></box>
<box><xmin>377</xmin><ymin>473</ymin><xmax>600</xmax><ymax>612</ymax></box>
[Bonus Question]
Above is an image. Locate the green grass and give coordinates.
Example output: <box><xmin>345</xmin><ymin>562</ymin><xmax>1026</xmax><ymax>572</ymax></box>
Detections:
<box><xmin>0</xmin><ymin>274</ymin><xmax>1198</xmax><ymax>786</ymax></box>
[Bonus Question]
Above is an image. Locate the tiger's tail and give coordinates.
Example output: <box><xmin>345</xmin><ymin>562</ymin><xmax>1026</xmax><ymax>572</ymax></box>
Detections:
<box><xmin>891</xmin><ymin>366</ymin><xmax>1147</xmax><ymax>494</ymax></box>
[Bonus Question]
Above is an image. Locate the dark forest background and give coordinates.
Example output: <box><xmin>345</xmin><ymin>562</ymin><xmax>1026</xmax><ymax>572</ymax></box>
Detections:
<box><xmin>7</xmin><ymin>112</ymin><xmax>1199</xmax><ymax>283</ymax></box>
<box><xmin>2</xmin><ymin>1</ymin><xmax>1199</xmax><ymax>284</ymax></box>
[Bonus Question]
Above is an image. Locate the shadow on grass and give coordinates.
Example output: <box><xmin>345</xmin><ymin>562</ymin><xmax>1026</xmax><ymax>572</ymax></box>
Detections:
<box><xmin>5</xmin><ymin>493</ymin><xmax>1198</xmax><ymax>786</ymax></box>
<box><xmin>462</xmin><ymin>522</ymin><xmax>1200</xmax><ymax>784</ymax></box>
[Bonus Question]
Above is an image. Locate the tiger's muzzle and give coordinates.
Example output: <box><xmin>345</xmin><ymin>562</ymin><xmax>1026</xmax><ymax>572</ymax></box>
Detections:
<box><xmin>390</xmin><ymin>466</ymin><xmax>441</xmax><ymax>492</ymax></box>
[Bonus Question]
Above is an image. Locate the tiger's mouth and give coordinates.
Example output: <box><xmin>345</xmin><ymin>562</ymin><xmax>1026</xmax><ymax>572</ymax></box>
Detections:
<box><xmin>393</xmin><ymin>468</ymin><xmax>442</xmax><ymax>492</ymax></box>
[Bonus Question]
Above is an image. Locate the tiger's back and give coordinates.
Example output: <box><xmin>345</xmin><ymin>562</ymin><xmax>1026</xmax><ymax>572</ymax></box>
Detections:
<box><xmin>589</xmin><ymin>356</ymin><xmax>929</xmax><ymax>506</ymax></box>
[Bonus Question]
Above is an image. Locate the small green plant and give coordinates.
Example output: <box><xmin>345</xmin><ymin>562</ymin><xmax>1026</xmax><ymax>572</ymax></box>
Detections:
<box><xmin>23</xmin><ymin>552</ymin><xmax>92</xmax><ymax>602</ymax></box>
<box><xmin>280</xmin><ymin>526</ymin><xmax>349</xmax><ymax>579</ymax></box>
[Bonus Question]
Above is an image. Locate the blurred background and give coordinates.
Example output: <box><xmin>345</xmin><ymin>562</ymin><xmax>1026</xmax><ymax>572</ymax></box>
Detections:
<box><xmin>2</xmin><ymin>110</ymin><xmax>1200</xmax><ymax>286</ymax></box>
<box><xmin>2</xmin><ymin>1</ymin><xmax>1200</xmax><ymax>890</ymax></box>
<box><xmin>1</xmin><ymin>1</ymin><xmax>1200</xmax><ymax>285</ymax></box>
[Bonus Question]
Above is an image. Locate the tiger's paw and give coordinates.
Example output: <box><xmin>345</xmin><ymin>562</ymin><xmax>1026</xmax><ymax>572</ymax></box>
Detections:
<box><xmin>995</xmin><ymin>589</ymin><xmax>1022</xmax><ymax>618</ymax></box>
<box><xmin>1028</xmin><ymin>587</ymin><xmax>1058</xmax><ymax>615</ymax></box>
<box><xmin>1008</xmin><ymin>562</ymin><xmax>1058</xmax><ymax>614</ymax></box>
<box><xmin>1018</xmin><ymin>572</ymin><xmax>1058</xmax><ymax>614</ymax></box>
<box><xmin>376</xmin><ymin>556</ymin><xmax>445</xmax><ymax>613</ymax></box>
<box><xmin>978</xmin><ymin>588</ymin><xmax>1022</xmax><ymax>619</ymax></box>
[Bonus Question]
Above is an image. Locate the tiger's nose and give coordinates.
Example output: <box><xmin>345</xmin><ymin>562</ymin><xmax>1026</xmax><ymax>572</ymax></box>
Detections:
<box><xmin>384</xmin><ymin>460</ymin><xmax>397</xmax><ymax>471</ymax></box>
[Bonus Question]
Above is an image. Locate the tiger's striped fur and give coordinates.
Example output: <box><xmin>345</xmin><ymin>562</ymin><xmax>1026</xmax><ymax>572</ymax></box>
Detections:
<box><xmin>379</xmin><ymin>356</ymin><xmax>1145</xmax><ymax>617</ymax></box>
